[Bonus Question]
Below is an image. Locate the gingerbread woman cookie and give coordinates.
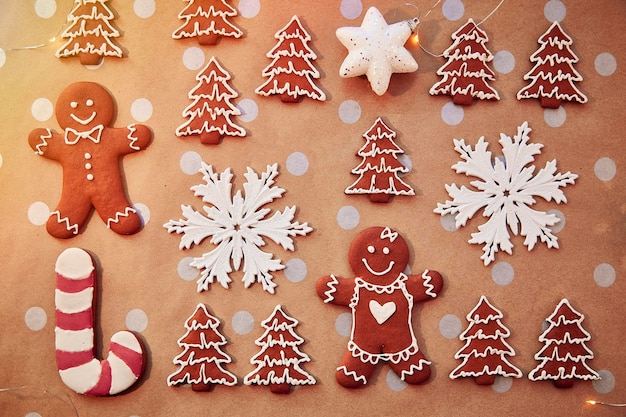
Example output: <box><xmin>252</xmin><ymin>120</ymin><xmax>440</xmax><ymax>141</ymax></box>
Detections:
<box><xmin>29</xmin><ymin>82</ymin><xmax>152</xmax><ymax>238</ymax></box>
<box><xmin>317</xmin><ymin>226</ymin><xmax>443</xmax><ymax>388</ymax></box>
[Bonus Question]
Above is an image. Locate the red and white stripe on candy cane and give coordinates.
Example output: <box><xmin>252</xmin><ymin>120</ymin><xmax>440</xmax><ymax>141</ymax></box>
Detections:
<box><xmin>55</xmin><ymin>248</ymin><xmax>145</xmax><ymax>396</ymax></box>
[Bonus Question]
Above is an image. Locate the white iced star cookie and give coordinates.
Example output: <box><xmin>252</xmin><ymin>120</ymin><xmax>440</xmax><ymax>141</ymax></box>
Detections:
<box><xmin>337</xmin><ymin>7</ymin><xmax>419</xmax><ymax>96</ymax></box>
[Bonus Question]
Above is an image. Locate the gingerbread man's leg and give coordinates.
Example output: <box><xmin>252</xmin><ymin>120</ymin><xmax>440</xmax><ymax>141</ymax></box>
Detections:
<box><xmin>335</xmin><ymin>351</ymin><xmax>376</xmax><ymax>388</ymax></box>
<box><xmin>47</xmin><ymin>194</ymin><xmax>93</xmax><ymax>239</ymax></box>
<box><xmin>92</xmin><ymin>192</ymin><xmax>142</xmax><ymax>235</ymax></box>
<box><xmin>388</xmin><ymin>351</ymin><xmax>432</xmax><ymax>385</ymax></box>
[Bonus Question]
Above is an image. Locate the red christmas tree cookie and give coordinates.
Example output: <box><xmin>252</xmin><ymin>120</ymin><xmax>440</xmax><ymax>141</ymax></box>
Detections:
<box><xmin>28</xmin><ymin>81</ymin><xmax>152</xmax><ymax>238</ymax></box>
<box><xmin>167</xmin><ymin>304</ymin><xmax>237</xmax><ymax>391</ymax></box>
<box><xmin>450</xmin><ymin>296</ymin><xmax>522</xmax><ymax>385</ymax></box>
<box><xmin>176</xmin><ymin>56</ymin><xmax>245</xmax><ymax>144</ymax></box>
<box><xmin>430</xmin><ymin>18</ymin><xmax>500</xmax><ymax>105</ymax></box>
<box><xmin>345</xmin><ymin>117</ymin><xmax>414</xmax><ymax>203</ymax></box>
<box><xmin>255</xmin><ymin>15</ymin><xmax>326</xmax><ymax>103</ymax></box>
<box><xmin>244</xmin><ymin>305</ymin><xmax>316</xmax><ymax>394</ymax></box>
<box><xmin>172</xmin><ymin>0</ymin><xmax>243</xmax><ymax>45</ymax></box>
<box><xmin>317</xmin><ymin>227</ymin><xmax>443</xmax><ymax>388</ymax></box>
<box><xmin>55</xmin><ymin>0</ymin><xmax>123</xmax><ymax>65</ymax></box>
<box><xmin>528</xmin><ymin>298</ymin><xmax>600</xmax><ymax>388</ymax></box>
<box><xmin>517</xmin><ymin>21</ymin><xmax>587</xmax><ymax>108</ymax></box>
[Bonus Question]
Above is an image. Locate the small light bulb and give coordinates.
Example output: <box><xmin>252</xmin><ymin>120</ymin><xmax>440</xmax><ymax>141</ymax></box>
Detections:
<box><xmin>411</xmin><ymin>33</ymin><xmax>419</xmax><ymax>45</ymax></box>
<box><xmin>586</xmin><ymin>400</ymin><xmax>597</xmax><ymax>405</ymax></box>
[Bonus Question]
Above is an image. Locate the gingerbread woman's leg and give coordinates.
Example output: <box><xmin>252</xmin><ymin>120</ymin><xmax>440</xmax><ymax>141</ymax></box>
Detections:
<box><xmin>93</xmin><ymin>193</ymin><xmax>143</xmax><ymax>235</ymax></box>
<box><xmin>335</xmin><ymin>351</ymin><xmax>376</xmax><ymax>388</ymax></box>
<box><xmin>388</xmin><ymin>351</ymin><xmax>432</xmax><ymax>385</ymax></box>
<box><xmin>47</xmin><ymin>195</ymin><xmax>93</xmax><ymax>239</ymax></box>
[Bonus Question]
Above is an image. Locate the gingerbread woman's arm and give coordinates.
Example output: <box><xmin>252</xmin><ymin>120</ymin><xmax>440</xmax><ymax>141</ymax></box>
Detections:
<box><xmin>29</xmin><ymin>128</ymin><xmax>63</xmax><ymax>159</ymax></box>
<box><xmin>316</xmin><ymin>275</ymin><xmax>356</xmax><ymax>306</ymax></box>
<box><xmin>406</xmin><ymin>270</ymin><xmax>444</xmax><ymax>302</ymax></box>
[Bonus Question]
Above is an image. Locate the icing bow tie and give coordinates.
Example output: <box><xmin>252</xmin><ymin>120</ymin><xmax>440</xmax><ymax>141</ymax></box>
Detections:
<box><xmin>64</xmin><ymin>125</ymin><xmax>103</xmax><ymax>145</ymax></box>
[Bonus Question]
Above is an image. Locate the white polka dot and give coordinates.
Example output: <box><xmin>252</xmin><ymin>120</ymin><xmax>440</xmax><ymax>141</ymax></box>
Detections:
<box><xmin>134</xmin><ymin>203</ymin><xmax>150</xmax><ymax>225</ymax></box>
<box><xmin>492</xmin><ymin>376</ymin><xmax>513</xmax><ymax>393</ymax></box>
<box><xmin>543</xmin><ymin>106</ymin><xmax>566</xmax><ymax>127</ymax></box>
<box><xmin>285</xmin><ymin>258</ymin><xmax>307</xmax><ymax>283</ymax></box>
<box><xmin>133</xmin><ymin>0</ymin><xmax>155</xmax><ymax>18</ymax></box>
<box><xmin>0</xmin><ymin>153</ymin><xmax>3</xmax><ymax>168</ymax></box>
<box><xmin>544</xmin><ymin>0</ymin><xmax>566</xmax><ymax>22</ymax></box>
<box><xmin>237</xmin><ymin>98</ymin><xmax>259</xmax><ymax>122</ymax></box>
<box><xmin>231</xmin><ymin>310</ymin><xmax>255</xmax><ymax>335</ymax></box>
<box><xmin>31</xmin><ymin>98</ymin><xmax>53</xmax><ymax>122</ymax></box>
<box><xmin>594</xmin><ymin>263</ymin><xmax>616</xmax><ymax>288</ymax></box>
<box><xmin>177</xmin><ymin>257</ymin><xmax>199</xmax><ymax>282</ymax></box>
<box><xmin>130</xmin><ymin>98</ymin><xmax>153</xmax><ymax>122</ymax></box>
<box><xmin>126</xmin><ymin>309</ymin><xmax>148</xmax><ymax>332</ymax></box>
<box><xmin>286</xmin><ymin>152</ymin><xmax>309</xmax><ymax>176</ymax></box>
<box><xmin>0</xmin><ymin>48</ymin><xmax>6</xmax><ymax>68</ymax></box>
<box><xmin>397</xmin><ymin>154</ymin><xmax>412</xmax><ymax>172</ymax></box>
<box><xmin>548</xmin><ymin>209</ymin><xmax>565</xmax><ymax>233</ymax></box>
<box><xmin>493</xmin><ymin>50</ymin><xmax>515</xmax><ymax>74</ymax></box>
<box><xmin>25</xmin><ymin>307</ymin><xmax>47</xmax><ymax>331</ymax></box>
<box><xmin>594</xmin><ymin>52</ymin><xmax>617</xmax><ymax>76</ymax></box>
<box><xmin>336</xmin><ymin>206</ymin><xmax>360</xmax><ymax>230</ymax></box>
<box><xmin>440</xmin><ymin>214</ymin><xmax>458</xmax><ymax>232</ymax></box>
<box><xmin>35</xmin><ymin>0</ymin><xmax>56</xmax><ymax>19</ymax></box>
<box><xmin>593</xmin><ymin>369</ymin><xmax>615</xmax><ymax>394</ymax></box>
<box><xmin>338</xmin><ymin>100</ymin><xmax>361</xmax><ymax>124</ymax></box>
<box><xmin>28</xmin><ymin>201</ymin><xmax>50</xmax><ymax>226</ymax></box>
<box><xmin>386</xmin><ymin>369</ymin><xmax>407</xmax><ymax>392</ymax></box>
<box><xmin>179</xmin><ymin>151</ymin><xmax>203</xmax><ymax>175</ymax></box>
<box><xmin>541</xmin><ymin>319</ymin><xmax>549</xmax><ymax>332</ymax></box>
<box><xmin>238</xmin><ymin>0</ymin><xmax>261</xmax><ymax>18</ymax></box>
<box><xmin>335</xmin><ymin>312</ymin><xmax>352</xmax><ymax>337</ymax></box>
<box><xmin>340</xmin><ymin>0</ymin><xmax>363</xmax><ymax>19</ymax></box>
<box><xmin>439</xmin><ymin>314</ymin><xmax>462</xmax><ymax>339</ymax></box>
<box><xmin>182</xmin><ymin>47</ymin><xmax>205</xmax><ymax>70</ymax></box>
<box><xmin>442</xmin><ymin>0</ymin><xmax>464</xmax><ymax>21</ymax></box>
<box><xmin>441</xmin><ymin>101</ymin><xmax>464</xmax><ymax>125</ymax></box>
<box><xmin>25</xmin><ymin>413</ymin><xmax>42</xmax><ymax>417</ymax></box>
<box><xmin>594</xmin><ymin>157</ymin><xmax>616</xmax><ymax>181</ymax></box>
<box><xmin>491</xmin><ymin>262</ymin><xmax>514</xmax><ymax>286</ymax></box>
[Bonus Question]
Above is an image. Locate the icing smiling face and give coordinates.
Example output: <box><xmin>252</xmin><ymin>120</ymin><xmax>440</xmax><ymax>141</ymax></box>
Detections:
<box><xmin>348</xmin><ymin>227</ymin><xmax>410</xmax><ymax>285</ymax></box>
<box><xmin>55</xmin><ymin>82</ymin><xmax>114</xmax><ymax>131</ymax></box>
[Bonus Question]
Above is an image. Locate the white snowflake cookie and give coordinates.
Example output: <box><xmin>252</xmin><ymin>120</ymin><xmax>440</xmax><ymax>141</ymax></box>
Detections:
<box><xmin>434</xmin><ymin>121</ymin><xmax>578</xmax><ymax>266</ymax></box>
<box><xmin>165</xmin><ymin>163</ymin><xmax>312</xmax><ymax>294</ymax></box>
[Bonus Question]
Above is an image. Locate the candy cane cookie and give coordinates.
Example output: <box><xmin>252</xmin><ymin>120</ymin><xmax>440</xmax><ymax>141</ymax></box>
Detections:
<box><xmin>55</xmin><ymin>247</ymin><xmax>146</xmax><ymax>395</ymax></box>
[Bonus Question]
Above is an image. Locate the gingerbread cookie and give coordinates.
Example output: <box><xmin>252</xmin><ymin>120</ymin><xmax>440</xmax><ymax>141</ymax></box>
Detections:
<box><xmin>29</xmin><ymin>82</ymin><xmax>152</xmax><ymax>238</ymax></box>
<box><xmin>316</xmin><ymin>226</ymin><xmax>443</xmax><ymax>388</ymax></box>
<box><xmin>173</xmin><ymin>0</ymin><xmax>243</xmax><ymax>46</ymax></box>
<box><xmin>55</xmin><ymin>248</ymin><xmax>146</xmax><ymax>395</ymax></box>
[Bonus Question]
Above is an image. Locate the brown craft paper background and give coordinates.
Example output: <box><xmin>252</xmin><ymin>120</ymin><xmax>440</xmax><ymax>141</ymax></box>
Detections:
<box><xmin>0</xmin><ymin>1</ymin><xmax>624</xmax><ymax>416</ymax></box>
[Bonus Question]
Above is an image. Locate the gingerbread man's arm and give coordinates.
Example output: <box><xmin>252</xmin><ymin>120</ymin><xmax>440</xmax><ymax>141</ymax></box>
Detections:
<box><xmin>110</xmin><ymin>124</ymin><xmax>152</xmax><ymax>154</ymax></box>
<box><xmin>29</xmin><ymin>128</ymin><xmax>63</xmax><ymax>159</ymax></box>
<box><xmin>406</xmin><ymin>270</ymin><xmax>444</xmax><ymax>302</ymax></box>
<box><xmin>316</xmin><ymin>275</ymin><xmax>356</xmax><ymax>306</ymax></box>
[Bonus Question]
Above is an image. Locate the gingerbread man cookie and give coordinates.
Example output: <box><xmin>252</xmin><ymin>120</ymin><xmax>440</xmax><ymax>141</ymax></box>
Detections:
<box><xmin>29</xmin><ymin>82</ymin><xmax>152</xmax><ymax>238</ymax></box>
<box><xmin>317</xmin><ymin>226</ymin><xmax>443</xmax><ymax>388</ymax></box>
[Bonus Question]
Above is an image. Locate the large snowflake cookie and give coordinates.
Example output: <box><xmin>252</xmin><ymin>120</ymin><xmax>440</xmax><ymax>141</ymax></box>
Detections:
<box><xmin>316</xmin><ymin>226</ymin><xmax>443</xmax><ymax>388</ymax></box>
<box><xmin>434</xmin><ymin>121</ymin><xmax>578</xmax><ymax>266</ymax></box>
<box><xmin>28</xmin><ymin>81</ymin><xmax>152</xmax><ymax>238</ymax></box>
<box><xmin>164</xmin><ymin>163</ymin><xmax>312</xmax><ymax>294</ymax></box>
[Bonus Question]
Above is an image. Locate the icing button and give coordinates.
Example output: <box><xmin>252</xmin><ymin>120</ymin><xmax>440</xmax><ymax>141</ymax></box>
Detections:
<box><xmin>85</xmin><ymin>163</ymin><xmax>92</xmax><ymax>169</ymax></box>
<box><xmin>84</xmin><ymin>152</ymin><xmax>92</xmax><ymax>159</ymax></box>
<box><xmin>87</xmin><ymin>174</ymin><xmax>94</xmax><ymax>181</ymax></box>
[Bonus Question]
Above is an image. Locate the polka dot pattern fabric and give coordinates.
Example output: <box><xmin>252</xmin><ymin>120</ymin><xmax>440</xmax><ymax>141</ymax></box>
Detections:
<box><xmin>1</xmin><ymin>0</ymin><xmax>623</xmax><ymax>415</ymax></box>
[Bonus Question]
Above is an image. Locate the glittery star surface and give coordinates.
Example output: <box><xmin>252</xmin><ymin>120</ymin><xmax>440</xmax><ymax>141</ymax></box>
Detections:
<box><xmin>336</xmin><ymin>6</ymin><xmax>418</xmax><ymax>96</ymax></box>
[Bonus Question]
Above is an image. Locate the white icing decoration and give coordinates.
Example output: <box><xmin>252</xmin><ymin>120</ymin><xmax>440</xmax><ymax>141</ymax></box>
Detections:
<box><xmin>336</xmin><ymin>7</ymin><xmax>418</xmax><ymax>96</ymax></box>
<box><xmin>126</xmin><ymin>124</ymin><xmax>140</xmax><ymax>150</ymax></box>
<box><xmin>400</xmin><ymin>361</ymin><xmax>429</xmax><ymax>381</ymax></box>
<box><xmin>362</xmin><ymin>258</ymin><xmax>395</xmax><ymax>276</ymax></box>
<box><xmin>59</xmin><ymin>359</ymin><xmax>103</xmax><ymax>394</ymax></box>
<box><xmin>70</xmin><ymin>111</ymin><xmax>97</xmax><ymax>125</ymax></box>
<box><xmin>54</xmin><ymin>287</ymin><xmax>94</xmax><ymax>314</ymax></box>
<box><xmin>50</xmin><ymin>210</ymin><xmax>79</xmax><ymax>235</ymax></box>
<box><xmin>434</xmin><ymin>121</ymin><xmax>578</xmax><ymax>266</ymax></box>
<box><xmin>34</xmin><ymin>129</ymin><xmax>52</xmax><ymax>155</ymax></box>
<box><xmin>164</xmin><ymin>163</ymin><xmax>312</xmax><ymax>294</ymax></box>
<box><xmin>421</xmin><ymin>270</ymin><xmax>437</xmax><ymax>298</ymax></box>
<box><xmin>323</xmin><ymin>274</ymin><xmax>339</xmax><ymax>303</ymax></box>
<box><xmin>55</xmin><ymin>328</ymin><xmax>95</xmax><ymax>352</ymax></box>
<box><xmin>337</xmin><ymin>365</ymin><xmax>367</xmax><ymax>384</ymax></box>
<box><xmin>64</xmin><ymin>125</ymin><xmax>103</xmax><ymax>145</ymax></box>
<box><xmin>369</xmin><ymin>300</ymin><xmax>396</xmax><ymax>324</ymax></box>
<box><xmin>106</xmin><ymin>206</ymin><xmax>137</xmax><ymax>229</ymax></box>
<box><xmin>55</xmin><ymin>247</ymin><xmax>93</xmax><ymax>278</ymax></box>
<box><xmin>172</xmin><ymin>0</ymin><xmax>242</xmax><ymax>40</ymax></box>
